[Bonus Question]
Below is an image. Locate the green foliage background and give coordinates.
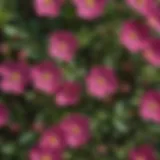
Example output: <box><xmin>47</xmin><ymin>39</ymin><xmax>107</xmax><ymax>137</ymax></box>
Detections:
<box><xmin>0</xmin><ymin>0</ymin><xmax>160</xmax><ymax>159</ymax></box>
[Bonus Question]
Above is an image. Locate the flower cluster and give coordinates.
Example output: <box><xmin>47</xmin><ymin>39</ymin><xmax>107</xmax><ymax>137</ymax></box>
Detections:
<box><xmin>29</xmin><ymin>113</ymin><xmax>90</xmax><ymax>160</ymax></box>
<box><xmin>0</xmin><ymin>0</ymin><xmax>160</xmax><ymax>160</ymax></box>
<box><xmin>121</xmin><ymin>0</ymin><xmax>160</xmax><ymax>67</ymax></box>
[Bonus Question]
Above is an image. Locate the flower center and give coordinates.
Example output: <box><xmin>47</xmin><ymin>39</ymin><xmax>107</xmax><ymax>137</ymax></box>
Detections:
<box><xmin>11</xmin><ymin>72</ymin><xmax>21</xmax><ymax>81</ymax></box>
<box><xmin>130</xmin><ymin>32</ymin><xmax>137</xmax><ymax>40</ymax></box>
<box><xmin>41</xmin><ymin>155</ymin><xmax>52</xmax><ymax>160</ymax></box>
<box><xmin>97</xmin><ymin>77</ymin><xmax>105</xmax><ymax>86</ymax></box>
<box><xmin>59</xmin><ymin>42</ymin><xmax>67</xmax><ymax>52</ymax></box>
<box><xmin>44</xmin><ymin>0</ymin><xmax>52</xmax><ymax>5</ymax></box>
<box><xmin>72</xmin><ymin>125</ymin><xmax>80</xmax><ymax>135</ymax></box>
<box><xmin>136</xmin><ymin>0</ymin><xmax>144</xmax><ymax>6</ymax></box>
<box><xmin>149</xmin><ymin>102</ymin><xmax>158</xmax><ymax>111</ymax></box>
<box><xmin>49</xmin><ymin>136</ymin><xmax>58</xmax><ymax>146</ymax></box>
<box><xmin>42</xmin><ymin>72</ymin><xmax>52</xmax><ymax>81</ymax></box>
<box><xmin>136</xmin><ymin>156</ymin><xmax>145</xmax><ymax>160</ymax></box>
<box><xmin>86</xmin><ymin>0</ymin><xmax>95</xmax><ymax>8</ymax></box>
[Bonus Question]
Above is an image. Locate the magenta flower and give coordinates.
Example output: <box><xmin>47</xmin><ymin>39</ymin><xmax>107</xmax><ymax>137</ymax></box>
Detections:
<box><xmin>49</xmin><ymin>31</ymin><xmax>79</xmax><ymax>62</ymax></box>
<box><xmin>126</xmin><ymin>0</ymin><xmax>153</xmax><ymax>16</ymax></box>
<box><xmin>140</xmin><ymin>90</ymin><xmax>160</xmax><ymax>123</ymax></box>
<box><xmin>120</xmin><ymin>20</ymin><xmax>150</xmax><ymax>53</ymax></box>
<box><xmin>55</xmin><ymin>81</ymin><xmax>81</xmax><ymax>107</ymax></box>
<box><xmin>129</xmin><ymin>144</ymin><xmax>156</xmax><ymax>160</ymax></box>
<box><xmin>147</xmin><ymin>8</ymin><xmax>160</xmax><ymax>33</ymax></box>
<box><xmin>39</xmin><ymin>126</ymin><xmax>67</xmax><ymax>151</ymax></box>
<box><xmin>142</xmin><ymin>38</ymin><xmax>160</xmax><ymax>67</ymax></box>
<box><xmin>31</xmin><ymin>61</ymin><xmax>63</xmax><ymax>94</ymax></box>
<box><xmin>29</xmin><ymin>146</ymin><xmax>62</xmax><ymax>160</ymax></box>
<box><xmin>33</xmin><ymin>0</ymin><xmax>64</xmax><ymax>17</ymax></box>
<box><xmin>0</xmin><ymin>104</ymin><xmax>9</xmax><ymax>128</ymax></box>
<box><xmin>0</xmin><ymin>61</ymin><xmax>30</xmax><ymax>94</ymax></box>
<box><xmin>60</xmin><ymin>113</ymin><xmax>90</xmax><ymax>148</ymax></box>
<box><xmin>72</xmin><ymin>0</ymin><xmax>107</xmax><ymax>20</ymax></box>
<box><xmin>86</xmin><ymin>65</ymin><xmax>118</xmax><ymax>99</ymax></box>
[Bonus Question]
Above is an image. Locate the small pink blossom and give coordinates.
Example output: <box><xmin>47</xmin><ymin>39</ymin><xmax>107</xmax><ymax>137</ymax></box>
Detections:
<box><xmin>60</xmin><ymin>113</ymin><xmax>90</xmax><ymax>148</ymax></box>
<box><xmin>86</xmin><ymin>65</ymin><xmax>118</xmax><ymax>99</ymax></box>
<box><xmin>0</xmin><ymin>104</ymin><xmax>9</xmax><ymax>128</ymax></box>
<box><xmin>140</xmin><ymin>90</ymin><xmax>160</xmax><ymax>123</ymax></box>
<box><xmin>72</xmin><ymin>0</ymin><xmax>107</xmax><ymax>20</ymax></box>
<box><xmin>49</xmin><ymin>31</ymin><xmax>79</xmax><ymax>62</ymax></box>
<box><xmin>120</xmin><ymin>20</ymin><xmax>150</xmax><ymax>53</ymax></box>
<box><xmin>29</xmin><ymin>146</ymin><xmax>62</xmax><ymax>160</ymax></box>
<box><xmin>55</xmin><ymin>81</ymin><xmax>81</xmax><ymax>107</ymax></box>
<box><xmin>147</xmin><ymin>7</ymin><xmax>160</xmax><ymax>32</ymax></box>
<box><xmin>142</xmin><ymin>38</ymin><xmax>160</xmax><ymax>67</ymax></box>
<box><xmin>34</xmin><ymin>0</ymin><xmax>64</xmax><ymax>17</ymax></box>
<box><xmin>31</xmin><ymin>61</ymin><xmax>63</xmax><ymax>94</ymax></box>
<box><xmin>129</xmin><ymin>144</ymin><xmax>156</xmax><ymax>160</ymax></box>
<box><xmin>126</xmin><ymin>0</ymin><xmax>154</xmax><ymax>16</ymax></box>
<box><xmin>39</xmin><ymin>126</ymin><xmax>67</xmax><ymax>151</ymax></box>
<box><xmin>0</xmin><ymin>61</ymin><xmax>30</xmax><ymax>94</ymax></box>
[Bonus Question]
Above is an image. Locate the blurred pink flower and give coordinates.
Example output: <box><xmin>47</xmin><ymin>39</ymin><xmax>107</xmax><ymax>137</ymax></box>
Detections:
<box><xmin>140</xmin><ymin>90</ymin><xmax>160</xmax><ymax>123</ymax></box>
<box><xmin>147</xmin><ymin>8</ymin><xmax>160</xmax><ymax>32</ymax></box>
<box><xmin>129</xmin><ymin>144</ymin><xmax>156</xmax><ymax>160</ymax></box>
<box><xmin>0</xmin><ymin>104</ymin><xmax>9</xmax><ymax>128</ymax></box>
<box><xmin>0</xmin><ymin>61</ymin><xmax>30</xmax><ymax>94</ymax></box>
<box><xmin>55</xmin><ymin>81</ymin><xmax>81</xmax><ymax>107</ymax></box>
<box><xmin>72</xmin><ymin>0</ymin><xmax>107</xmax><ymax>20</ymax></box>
<box><xmin>34</xmin><ymin>0</ymin><xmax>64</xmax><ymax>17</ymax></box>
<box><xmin>126</xmin><ymin>0</ymin><xmax>153</xmax><ymax>16</ymax></box>
<box><xmin>86</xmin><ymin>66</ymin><xmax>118</xmax><ymax>99</ymax></box>
<box><xmin>49</xmin><ymin>31</ymin><xmax>79</xmax><ymax>62</ymax></box>
<box><xmin>60</xmin><ymin>113</ymin><xmax>90</xmax><ymax>148</ymax></box>
<box><xmin>31</xmin><ymin>61</ymin><xmax>63</xmax><ymax>94</ymax></box>
<box><xmin>142</xmin><ymin>38</ymin><xmax>160</xmax><ymax>67</ymax></box>
<box><xmin>39</xmin><ymin>126</ymin><xmax>67</xmax><ymax>151</ymax></box>
<box><xmin>120</xmin><ymin>20</ymin><xmax>150</xmax><ymax>53</ymax></box>
<box><xmin>29</xmin><ymin>146</ymin><xmax>62</xmax><ymax>160</ymax></box>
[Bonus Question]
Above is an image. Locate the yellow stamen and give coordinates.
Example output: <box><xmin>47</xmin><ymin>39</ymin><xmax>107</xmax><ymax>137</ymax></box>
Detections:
<box><xmin>136</xmin><ymin>0</ymin><xmax>144</xmax><ymax>6</ymax></box>
<box><xmin>86</xmin><ymin>0</ymin><xmax>95</xmax><ymax>8</ymax></box>
<box><xmin>11</xmin><ymin>72</ymin><xmax>21</xmax><ymax>81</ymax></box>
<box><xmin>130</xmin><ymin>32</ymin><xmax>137</xmax><ymax>40</ymax></box>
<box><xmin>149</xmin><ymin>102</ymin><xmax>158</xmax><ymax>111</ymax></box>
<box><xmin>42</xmin><ymin>72</ymin><xmax>51</xmax><ymax>80</ymax></box>
<box><xmin>72</xmin><ymin>125</ymin><xmax>80</xmax><ymax>135</ymax></box>
<box><xmin>49</xmin><ymin>136</ymin><xmax>58</xmax><ymax>146</ymax></box>
<box><xmin>136</xmin><ymin>156</ymin><xmax>145</xmax><ymax>160</ymax></box>
<box><xmin>44</xmin><ymin>0</ymin><xmax>52</xmax><ymax>5</ymax></box>
<box><xmin>97</xmin><ymin>77</ymin><xmax>105</xmax><ymax>86</ymax></box>
<box><xmin>41</xmin><ymin>155</ymin><xmax>52</xmax><ymax>160</ymax></box>
<box><xmin>59</xmin><ymin>42</ymin><xmax>67</xmax><ymax>51</ymax></box>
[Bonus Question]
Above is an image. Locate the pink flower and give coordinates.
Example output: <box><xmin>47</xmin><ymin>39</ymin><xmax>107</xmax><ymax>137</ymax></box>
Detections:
<box><xmin>0</xmin><ymin>104</ymin><xmax>9</xmax><ymax>128</ymax></box>
<box><xmin>31</xmin><ymin>61</ymin><xmax>63</xmax><ymax>94</ymax></box>
<box><xmin>125</xmin><ymin>0</ymin><xmax>154</xmax><ymax>16</ymax></box>
<box><xmin>55</xmin><ymin>81</ymin><xmax>81</xmax><ymax>107</ymax></box>
<box><xmin>33</xmin><ymin>0</ymin><xmax>64</xmax><ymax>17</ymax></box>
<box><xmin>129</xmin><ymin>144</ymin><xmax>156</xmax><ymax>160</ymax></box>
<box><xmin>120</xmin><ymin>20</ymin><xmax>150</xmax><ymax>53</ymax></box>
<box><xmin>142</xmin><ymin>38</ymin><xmax>160</xmax><ymax>67</ymax></box>
<box><xmin>29</xmin><ymin>146</ymin><xmax>62</xmax><ymax>160</ymax></box>
<box><xmin>147</xmin><ymin>8</ymin><xmax>160</xmax><ymax>32</ymax></box>
<box><xmin>0</xmin><ymin>61</ymin><xmax>30</xmax><ymax>94</ymax></box>
<box><xmin>140</xmin><ymin>90</ymin><xmax>160</xmax><ymax>123</ymax></box>
<box><xmin>72</xmin><ymin>0</ymin><xmax>107</xmax><ymax>20</ymax></box>
<box><xmin>86</xmin><ymin>66</ymin><xmax>118</xmax><ymax>99</ymax></box>
<box><xmin>60</xmin><ymin>113</ymin><xmax>90</xmax><ymax>148</ymax></box>
<box><xmin>49</xmin><ymin>31</ymin><xmax>79</xmax><ymax>62</ymax></box>
<box><xmin>39</xmin><ymin>126</ymin><xmax>67</xmax><ymax>151</ymax></box>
